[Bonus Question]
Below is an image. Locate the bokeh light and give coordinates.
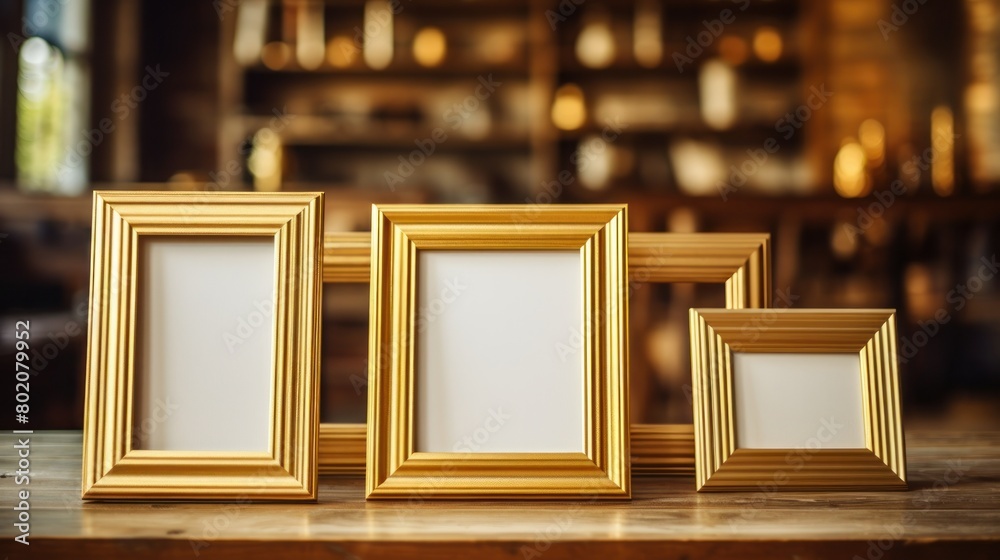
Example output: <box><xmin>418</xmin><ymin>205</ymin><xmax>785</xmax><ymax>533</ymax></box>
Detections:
<box><xmin>834</xmin><ymin>141</ymin><xmax>868</xmax><ymax>197</ymax></box>
<box><xmin>753</xmin><ymin>26</ymin><xmax>783</xmax><ymax>62</ymax></box>
<box><xmin>551</xmin><ymin>83</ymin><xmax>587</xmax><ymax>130</ymax></box>
<box><xmin>576</xmin><ymin>21</ymin><xmax>616</xmax><ymax>68</ymax></box>
<box><xmin>413</xmin><ymin>27</ymin><xmax>447</xmax><ymax>68</ymax></box>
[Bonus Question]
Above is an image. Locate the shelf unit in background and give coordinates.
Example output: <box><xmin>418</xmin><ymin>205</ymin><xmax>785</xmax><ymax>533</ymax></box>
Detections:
<box><xmin>208</xmin><ymin>0</ymin><xmax>1000</xmax><ymax>427</ymax></box>
<box><xmin>217</xmin><ymin>1</ymin><xmax>825</xmax><ymax>202</ymax></box>
<box><xmin>218</xmin><ymin>0</ymin><xmax>554</xmax><ymax>202</ymax></box>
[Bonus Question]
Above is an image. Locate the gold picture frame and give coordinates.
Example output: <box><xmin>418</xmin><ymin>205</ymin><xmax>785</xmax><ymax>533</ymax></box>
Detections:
<box><xmin>629</xmin><ymin>232</ymin><xmax>771</xmax><ymax>309</ymax></box>
<box><xmin>319</xmin><ymin>231</ymin><xmax>770</xmax><ymax>475</ymax></box>
<box><xmin>366</xmin><ymin>204</ymin><xmax>630</xmax><ymax>499</ymax></box>
<box><xmin>689</xmin><ymin>309</ymin><xmax>906</xmax><ymax>491</ymax></box>
<box><xmin>82</xmin><ymin>191</ymin><xmax>323</xmax><ymax>501</ymax></box>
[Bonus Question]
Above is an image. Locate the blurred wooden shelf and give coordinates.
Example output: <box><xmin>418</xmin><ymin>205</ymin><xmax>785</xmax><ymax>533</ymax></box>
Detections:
<box><xmin>554</xmin><ymin>0</ymin><xmax>801</xmax><ymax>12</ymax></box>
<box><xmin>213</xmin><ymin>0</ymin><xmax>816</xmax><ymax>196</ymax></box>
<box><xmin>2</xmin><ymin>430</ymin><xmax>998</xmax><ymax>559</ymax></box>
<box><xmin>607</xmin><ymin>192</ymin><xmax>1000</xmax><ymax>222</ymax></box>
<box><xmin>3</xmin><ymin>187</ymin><xmax>1000</xmax><ymax>224</ymax></box>
<box><xmin>554</xmin><ymin>121</ymin><xmax>803</xmax><ymax>140</ymax></box>
<box><xmin>276</xmin><ymin>129</ymin><xmax>532</xmax><ymax>151</ymax></box>
<box><xmin>556</xmin><ymin>58</ymin><xmax>802</xmax><ymax>78</ymax></box>
<box><xmin>242</xmin><ymin>62</ymin><xmax>530</xmax><ymax>78</ymax></box>
<box><xmin>231</xmin><ymin>113</ymin><xmax>532</xmax><ymax>146</ymax></box>
<box><xmin>302</xmin><ymin>0</ymin><xmax>530</xmax><ymax>10</ymax></box>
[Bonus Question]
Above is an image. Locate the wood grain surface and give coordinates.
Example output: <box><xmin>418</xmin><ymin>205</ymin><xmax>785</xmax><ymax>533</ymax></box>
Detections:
<box><xmin>1</xmin><ymin>431</ymin><xmax>998</xmax><ymax>559</ymax></box>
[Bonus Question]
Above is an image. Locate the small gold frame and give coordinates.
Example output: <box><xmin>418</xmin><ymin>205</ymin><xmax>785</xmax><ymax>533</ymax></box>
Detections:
<box><xmin>319</xmin><ymin>232</ymin><xmax>770</xmax><ymax>475</ymax></box>
<box><xmin>82</xmin><ymin>191</ymin><xmax>323</xmax><ymax>501</ymax></box>
<box><xmin>689</xmin><ymin>309</ymin><xmax>907</xmax><ymax>491</ymax></box>
<box><xmin>366</xmin><ymin>204</ymin><xmax>630</xmax><ymax>499</ymax></box>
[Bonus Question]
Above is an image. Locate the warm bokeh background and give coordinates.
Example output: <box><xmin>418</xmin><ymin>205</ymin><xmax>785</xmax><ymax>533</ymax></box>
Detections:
<box><xmin>1</xmin><ymin>0</ymin><xmax>998</xmax><ymax>430</ymax></box>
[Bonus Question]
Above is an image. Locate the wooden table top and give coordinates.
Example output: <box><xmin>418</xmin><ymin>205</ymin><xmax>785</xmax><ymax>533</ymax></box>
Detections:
<box><xmin>1</xmin><ymin>431</ymin><xmax>999</xmax><ymax>559</ymax></box>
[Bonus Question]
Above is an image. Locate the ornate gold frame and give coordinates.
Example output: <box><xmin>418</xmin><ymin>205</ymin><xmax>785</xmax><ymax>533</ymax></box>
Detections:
<box><xmin>82</xmin><ymin>191</ymin><xmax>324</xmax><ymax>501</ymax></box>
<box><xmin>689</xmin><ymin>309</ymin><xmax>907</xmax><ymax>491</ymax></box>
<box><xmin>365</xmin><ymin>204</ymin><xmax>629</xmax><ymax>499</ymax></box>
<box><xmin>319</xmin><ymin>232</ymin><xmax>769</xmax><ymax>475</ymax></box>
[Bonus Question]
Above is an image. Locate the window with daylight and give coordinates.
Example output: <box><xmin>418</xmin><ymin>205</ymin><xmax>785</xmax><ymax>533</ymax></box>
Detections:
<box><xmin>14</xmin><ymin>0</ymin><xmax>91</xmax><ymax>194</ymax></box>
